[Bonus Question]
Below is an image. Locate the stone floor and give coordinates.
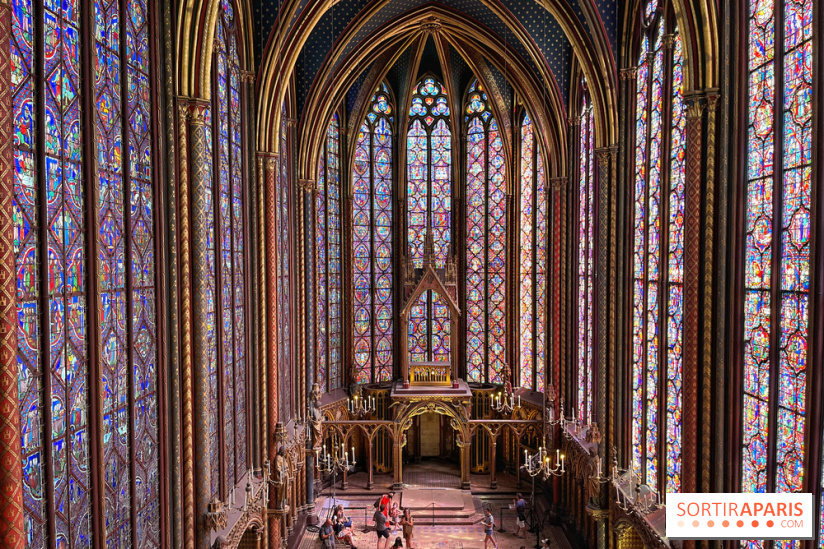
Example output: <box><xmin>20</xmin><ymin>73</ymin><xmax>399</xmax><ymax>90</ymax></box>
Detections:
<box><xmin>298</xmin><ymin>462</ymin><xmax>573</xmax><ymax>549</ymax></box>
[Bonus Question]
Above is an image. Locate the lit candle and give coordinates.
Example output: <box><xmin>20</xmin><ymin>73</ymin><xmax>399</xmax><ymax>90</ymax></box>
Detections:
<box><xmin>352</xmin><ymin>447</ymin><xmax>355</xmax><ymax>463</ymax></box>
<box><xmin>517</xmin><ymin>395</ymin><xmax>521</xmax><ymax>407</ymax></box>
<box><xmin>561</xmin><ymin>454</ymin><xmax>565</xmax><ymax>472</ymax></box>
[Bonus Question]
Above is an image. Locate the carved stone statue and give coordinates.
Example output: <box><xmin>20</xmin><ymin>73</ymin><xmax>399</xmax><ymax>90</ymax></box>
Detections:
<box><xmin>308</xmin><ymin>382</ymin><xmax>324</xmax><ymax>447</ymax></box>
<box><xmin>273</xmin><ymin>446</ymin><xmax>290</xmax><ymax>511</ymax></box>
<box><xmin>585</xmin><ymin>448</ymin><xmax>601</xmax><ymax>506</ymax></box>
<box><xmin>586</xmin><ymin>422</ymin><xmax>602</xmax><ymax>445</ymax></box>
<box><xmin>502</xmin><ymin>363</ymin><xmax>513</xmax><ymax>394</ymax></box>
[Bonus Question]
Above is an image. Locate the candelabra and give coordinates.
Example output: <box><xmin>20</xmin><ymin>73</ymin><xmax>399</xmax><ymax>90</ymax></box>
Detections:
<box><xmin>315</xmin><ymin>441</ymin><xmax>356</xmax><ymax>511</ymax></box>
<box><xmin>612</xmin><ymin>447</ymin><xmax>659</xmax><ymax>514</ymax></box>
<box><xmin>347</xmin><ymin>393</ymin><xmax>375</xmax><ymax>417</ymax></box>
<box><xmin>545</xmin><ymin>395</ymin><xmax>565</xmax><ymax>427</ymax></box>
<box><xmin>206</xmin><ymin>469</ymin><xmax>264</xmax><ymax>531</ymax></box>
<box><xmin>522</xmin><ymin>443</ymin><xmax>564</xmax><ymax>549</ymax></box>
<box><xmin>492</xmin><ymin>388</ymin><xmax>520</xmax><ymax>414</ymax></box>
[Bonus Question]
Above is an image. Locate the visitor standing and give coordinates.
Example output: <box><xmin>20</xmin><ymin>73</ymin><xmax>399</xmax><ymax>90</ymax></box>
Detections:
<box><xmin>374</xmin><ymin>503</ymin><xmax>390</xmax><ymax>549</ymax></box>
<box><xmin>481</xmin><ymin>507</ymin><xmax>498</xmax><ymax>549</ymax></box>
<box><xmin>400</xmin><ymin>508</ymin><xmax>414</xmax><ymax>549</ymax></box>
<box><xmin>513</xmin><ymin>492</ymin><xmax>527</xmax><ymax>538</ymax></box>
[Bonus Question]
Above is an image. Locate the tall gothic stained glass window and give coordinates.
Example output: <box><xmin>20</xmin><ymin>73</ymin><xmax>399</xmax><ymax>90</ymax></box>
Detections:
<box><xmin>317</xmin><ymin>114</ymin><xmax>343</xmax><ymax>391</ymax></box>
<box><xmin>576</xmin><ymin>88</ymin><xmax>595</xmax><ymax>424</ymax></box>
<box><xmin>407</xmin><ymin>76</ymin><xmax>452</xmax><ymax>269</ymax></box>
<box><xmin>211</xmin><ymin>0</ymin><xmax>249</xmax><ymax>496</ymax></box>
<box><xmin>518</xmin><ymin>113</ymin><xmax>548</xmax><ymax>392</ymax></box>
<box><xmin>741</xmin><ymin>1</ymin><xmax>812</xmax><ymax>545</ymax></box>
<box><xmin>464</xmin><ymin>80</ymin><xmax>506</xmax><ymax>384</ymax></box>
<box><xmin>406</xmin><ymin>77</ymin><xmax>452</xmax><ymax>362</ymax></box>
<box><xmin>278</xmin><ymin>104</ymin><xmax>293</xmax><ymax>419</ymax></box>
<box><xmin>12</xmin><ymin>0</ymin><xmax>161</xmax><ymax>543</ymax></box>
<box><xmin>353</xmin><ymin>84</ymin><xmax>394</xmax><ymax>384</ymax></box>
<box><xmin>630</xmin><ymin>0</ymin><xmax>685</xmax><ymax>495</ymax></box>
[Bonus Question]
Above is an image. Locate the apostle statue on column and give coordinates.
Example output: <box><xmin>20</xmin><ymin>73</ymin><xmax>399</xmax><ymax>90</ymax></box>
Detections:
<box><xmin>308</xmin><ymin>382</ymin><xmax>324</xmax><ymax>448</ymax></box>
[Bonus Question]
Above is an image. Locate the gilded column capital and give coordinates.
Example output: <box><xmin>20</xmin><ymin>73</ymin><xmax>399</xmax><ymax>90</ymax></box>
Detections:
<box><xmin>568</xmin><ymin>115</ymin><xmax>582</xmax><ymax>126</ymax></box>
<box><xmin>683</xmin><ymin>89</ymin><xmax>720</xmax><ymax>121</ymax></box>
<box><xmin>550</xmin><ymin>177</ymin><xmax>568</xmax><ymax>193</ymax></box>
<box><xmin>662</xmin><ymin>33</ymin><xmax>677</xmax><ymax>50</ymax></box>
<box><xmin>594</xmin><ymin>146</ymin><xmax>617</xmax><ymax>172</ymax></box>
<box><xmin>178</xmin><ymin>98</ymin><xmax>211</xmax><ymax>126</ymax></box>
<box><xmin>619</xmin><ymin>67</ymin><xmax>637</xmax><ymax>81</ymax></box>
<box><xmin>286</xmin><ymin>117</ymin><xmax>299</xmax><ymax>128</ymax></box>
<box><xmin>240</xmin><ymin>70</ymin><xmax>255</xmax><ymax>84</ymax></box>
<box><xmin>299</xmin><ymin>179</ymin><xmax>318</xmax><ymax>194</ymax></box>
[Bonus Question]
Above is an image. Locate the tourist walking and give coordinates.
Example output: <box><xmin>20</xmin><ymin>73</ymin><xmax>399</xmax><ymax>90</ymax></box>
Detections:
<box><xmin>373</xmin><ymin>503</ymin><xmax>390</xmax><ymax>549</ymax></box>
<box><xmin>481</xmin><ymin>507</ymin><xmax>498</xmax><ymax>549</ymax></box>
<box><xmin>513</xmin><ymin>493</ymin><xmax>527</xmax><ymax>538</ymax></box>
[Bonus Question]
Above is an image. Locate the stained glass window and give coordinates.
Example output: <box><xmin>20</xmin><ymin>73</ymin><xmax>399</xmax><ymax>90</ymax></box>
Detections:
<box><xmin>630</xmin><ymin>0</ymin><xmax>685</xmax><ymax>495</ymax></box>
<box><xmin>464</xmin><ymin>80</ymin><xmax>506</xmax><ymax>384</ymax></box>
<box><xmin>278</xmin><ymin>104</ymin><xmax>293</xmax><ymax>419</ymax></box>
<box><xmin>407</xmin><ymin>77</ymin><xmax>451</xmax><ymax>269</ymax></box>
<box><xmin>317</xmin><ymin>113</ymin><xmax>343</xmax><ymax>391</ymax></box>
<box><xmin>406</xmin><ymin>77</ymin><xmax>452</xmax><ymax>362</ymax></box>
<box><xmin>576</xmin><ymin>88</ymin><xmax>595</xmax><ymax>425</ymax></box>
<box><xmin>353</xmin><ymin>84</ymin><xmax>394</xmax><ymax>384</ymax></box>
<box><xmin>408</xmin><ymin>290</ymin><xmax>451</xmax><ymax>362</ymax></box>
<box><xmin>210</xmin><ymin>0</ymin><xmax>249</xmax><ymax>498</ymax></box>
<box><xmin>518</xmin><ymin>113</ymin><xmax>548</xmax><ymax>392</ymax></box>
<box><xmin>741</xmin><ymin>2</ymin><xmax>812</xmax><ymax>546</ymax></box>
<box><xmin>12</xmin><ymin>0</ymin><xmax>160</xmax><ymax>543</ymax></box>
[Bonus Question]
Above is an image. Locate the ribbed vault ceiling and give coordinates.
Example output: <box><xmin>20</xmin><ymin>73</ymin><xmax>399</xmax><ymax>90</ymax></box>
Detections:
<box><xmin>253</xmin><ymin>0</ymin><xmax>619</xmax><ymax>118</ymax></box>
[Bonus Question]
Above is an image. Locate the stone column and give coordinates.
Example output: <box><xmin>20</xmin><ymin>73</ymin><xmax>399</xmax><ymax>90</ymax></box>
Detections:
<box><xmin>392</xmin><ymin>432</ymin><xmax>404</xmax><ymax>490</ymax></box>
<box><xmin>458</xmin><ymin>436</ymin><xmax>471</xmax><ymax>490</ymax></box>
<box><xmin>188</xmin><ymin>99</ymin><xmax>215</xmax><ymax>549</ymax></box>
<box><xmin>0</xmin><ymin>1</ymin><xmax>25</xmax><ymax>545</ymax></box>
<box><xmin>489</xmin><ymin>434</ymin><xmax>497</xmax><ymax>489</ymax></box>
<box><xmin>177</xmin><ymin>99</ymin><xmax>196</xmax><ymax>549</ymax></box>
<box><xmin>681</xmin><ymin>96</ymin><xmax>705</xmax><ymax>500</ymax></box>
<box><xmin>264</xmin><ymin>155</ymin><xmax>281</xmax><ymax>549</ymax></box>
<box><xmin>367</xmin><ymin>436</ymin><xmax>374</xmax><ymax>489</ymax></box>
<box><xmin>594</xmin><ymin>146</ymin><xmax>617</xmax><ymax>468</ymax></box>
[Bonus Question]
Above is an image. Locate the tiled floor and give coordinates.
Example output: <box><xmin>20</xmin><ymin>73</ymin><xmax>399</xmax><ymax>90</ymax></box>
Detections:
<box><xmin>299</xmin><ymin>519</ymin><xmax>565</xmax><ymax>549</ymax></box>
<box><xmin>300</xmin><ymin>461</ymin><xmax>572</xmax><ymax>549</ymax></box>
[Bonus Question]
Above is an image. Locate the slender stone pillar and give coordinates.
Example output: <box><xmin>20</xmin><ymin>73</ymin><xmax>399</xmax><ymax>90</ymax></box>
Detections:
<box><xmin>367</xmin><ymin>436</ymin><xmax>374</xmax><ymax>489</ymax></box>
<box><xmin>177</xmin><ymin>98</ymin><xmax>196</xmax><ymax>549</ymax></box>
<box><xmin>188</xmin><ymin>99</ymin><xmax>214</xmax><ymax>549</ymax></box>
<box><xmin>489</xmin><ymin>436</ymin><xmax>497</xmax><ymax>489</ymax></box>
<box><xmin>265</xmin><ymin>155</ymin><xmax>281</xmax><ymax>549</ymax></box>
<box><xmin>0</xmin><ymin>2</ymin><xmax>25</xmax><ymax>546</ymax></box>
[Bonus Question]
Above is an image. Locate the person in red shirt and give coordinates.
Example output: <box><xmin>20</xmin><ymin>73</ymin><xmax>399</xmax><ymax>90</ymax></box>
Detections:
<box><xmin>379</xmin><ymin>493</ymin><xmax>392</xmax><ymax>518</ymax></box>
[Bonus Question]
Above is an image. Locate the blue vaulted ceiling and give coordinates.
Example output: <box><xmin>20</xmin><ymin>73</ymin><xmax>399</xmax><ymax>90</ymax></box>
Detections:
<box><xmin>255</xmin><ymin>0</ymin><xmax>619</xmax><ymax>117</ymax></box>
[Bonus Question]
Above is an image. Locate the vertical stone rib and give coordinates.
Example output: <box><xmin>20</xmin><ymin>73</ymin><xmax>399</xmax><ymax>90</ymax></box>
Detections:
<box><xmin>188</xmin><ymin>102</ymin><xmax>212</xmax><ymax>549</ymax></box>
<box><xmin>163</xmin><ymin>0</ymin><xmax>182</xmax><ymax>541</ymax></box>
<box><xmin>178</xmin><ymin>101</ymin><xmax>196</xmax><ymax>549</ymax></box>
<box><xmin>0</xmin><ymin>2</ymin><xmax>25</xmax><ymax>546</ymax></box>
<box><xmin>682</xmin><ymin>98</ymin><xmax>705</xmax><ymax>499</ymax></box>
<box><xmin>702</xmin><ymin>95</ymin><xmax>719</xmax><ymax>495</ymax></box>
<box><xmin>266</xmin><ymin>155</ymin><xmax>281</xmax><ymax>549</ymax></box>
